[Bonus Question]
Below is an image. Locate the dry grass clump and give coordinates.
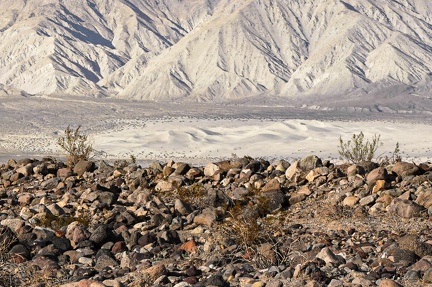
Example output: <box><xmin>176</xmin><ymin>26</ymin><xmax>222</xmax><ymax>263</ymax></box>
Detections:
<box><xmin>217</xmin><ymin>201</ymin><xmax>293</xmax><ymax>269</ymax></box>
<box><xmin>176</xmin><ymin>183</ymin><xmax>208</xmax><ymax>208</ymax></box>
<box><xmin>0</xmin><ymin>228</ymin><xmax>67</xmax><ymax>287</ymax></box>
<box><xmin>38</xmin><ymin>212</ymin><xmax>91</xmax><ymax>230</ymax></box>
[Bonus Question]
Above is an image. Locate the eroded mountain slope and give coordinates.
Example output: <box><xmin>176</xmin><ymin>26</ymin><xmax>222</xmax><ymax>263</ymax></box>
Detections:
<box><xmin>0</xmin><ymin>0</ymin><xmax>431</xmax><ymax>108</ymax></box>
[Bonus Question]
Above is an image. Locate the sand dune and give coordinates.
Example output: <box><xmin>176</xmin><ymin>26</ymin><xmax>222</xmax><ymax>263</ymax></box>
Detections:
<box><xmin>91</xmin><ymin>118</ymin><xmax>431</xmax><ymax>164</ymax></box>
<box><xmin>0</xmin><ymin>97</ymin><xmax>430</xmax><ymax>165</ymax></box>
<box><xmin>1</xmin><ymin>116</ymin><xmax>431</xmax><ymax>165</ymax></box>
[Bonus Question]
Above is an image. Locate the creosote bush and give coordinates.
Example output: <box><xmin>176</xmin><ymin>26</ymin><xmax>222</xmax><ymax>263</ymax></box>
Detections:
<box><xmin>57</xmin><ymin>125</ymin><xmax>93</xmax><ymax>166</ymax></box>
<box><xmin>338</xmin><ymin>131</ymin><xmax>382</xmax><ymax>163</ymax></box>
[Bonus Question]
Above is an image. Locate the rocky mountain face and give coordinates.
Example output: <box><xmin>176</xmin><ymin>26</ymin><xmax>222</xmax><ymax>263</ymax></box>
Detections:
<box><xmin>1</xmin><ymin>0</ymin><xmax>432</xmax><ymax>106</ymax></box>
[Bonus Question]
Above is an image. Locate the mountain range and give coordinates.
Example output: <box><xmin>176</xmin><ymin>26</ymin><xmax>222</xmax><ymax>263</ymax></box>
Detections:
<box><xmin>1</xmin><ymin>0</ymin><xmax>432</xmax><ymax>109</ymax></box>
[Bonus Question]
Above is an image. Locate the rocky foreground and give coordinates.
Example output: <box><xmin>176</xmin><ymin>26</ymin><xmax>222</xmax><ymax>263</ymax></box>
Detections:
<box><xmin>0</xmin><ymin>156</ymin><xmax>432</xmax><ymax>287</ymax></box>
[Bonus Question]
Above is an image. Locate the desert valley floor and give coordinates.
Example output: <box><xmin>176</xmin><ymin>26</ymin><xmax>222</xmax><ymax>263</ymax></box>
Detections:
<box><xmin>0</xmin><ymin>96</ymin><xmax>431</xmax><ymax>165</ymax></box>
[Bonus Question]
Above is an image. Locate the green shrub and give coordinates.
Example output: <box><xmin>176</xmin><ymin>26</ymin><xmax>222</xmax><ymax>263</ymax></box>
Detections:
<box><xmin>57</xmin><ymin>125</ymin><xmax>93</xmax><ymax>166</ymax></box>
<box><xmin>338</xmin><ymin>131</ymin><xmax>382</xmax><ymax>163</ymax></box>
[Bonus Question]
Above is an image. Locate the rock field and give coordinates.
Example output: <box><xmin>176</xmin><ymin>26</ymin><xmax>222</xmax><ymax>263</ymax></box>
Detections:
<box><xmin>0</xmin><ymin>155</ymin><xmax>432</xmax><ymax>287</ymax></box>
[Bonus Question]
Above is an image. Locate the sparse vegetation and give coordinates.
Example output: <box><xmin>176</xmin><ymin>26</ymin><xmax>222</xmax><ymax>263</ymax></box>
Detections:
<box><xmin>37</xmin><ymin>212</ymin><xmax>91</xmax><ymax>230</ymax></box>
<box><xmin>379</xmin><ymin>142</ymin><xmax>403</xmax><ymax>166</ymax></box>
<box><xmin>129</xmin><ymin>153</ymin><xmax>137</xmax><ymax>164</ymax></box>
<box><xmin>219</xmin><ymin>205</ymin><xmax>292</xmax><ymax>269</ymax></box>
<box><xmin>176</xmin><ymin>182</ymin><xmax>208</xmax><ymax>209</ymax></box>
<box><xmin>338</xmin><ymin>131</ymin><xmax>382</xmax><ymax>163</ymax></box>
<box><xmin>57</xmin><ymin>125</ymin><xmax>93</xmax><ymax>166</ymax></box>
<box><xmin>0</xmin><ymin>227</ymin><xmax>67</xmax><ymax>286</ymax></box>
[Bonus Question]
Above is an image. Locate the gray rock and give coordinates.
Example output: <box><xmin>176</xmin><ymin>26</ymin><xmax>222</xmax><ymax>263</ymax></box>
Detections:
<box><xmin>404</xmin><ymin>270</ymin><xmax>421</xmax><ymax>281</ymax></box>
<box><xmin>359</xmin><ymin>194</ymin><xmax>376</xmax><ymax>206</ymax></box>
<box><xmin>95</xmin><ymin>254</ymin><xmax>118</xmax><ymax>271</ymax></box>
<box><xmin>9</xmin><ymin>243</ymin><xmax>30</xmax><ymax>261</ymax></box>
<box><xmin>316</xmin><ymin>247</ymin><xmax>345</xmax><ymax>266</ymax></box>
<box><xmin>90</xmin><ymin>224</ymin><xmax>116</xmax><ymax>245</ymax></box>
<box><xmin>298</xmin><ymin>155</ymin><xmax>322</xmax><ymax>171</ymax></box>
<box><xmin>387</xmin><ymin>198</ymin><xmax>424</xmax><ymax>218</ymax></box>
<box><xmin>175</xmin><ymin>199</ymin><xmax>193</xmax><ymax>216</ymax></box>
<box><xmin>41</xmin><ymin>177</ymin><xmax>60</xmax><ymax>190</ymax></box>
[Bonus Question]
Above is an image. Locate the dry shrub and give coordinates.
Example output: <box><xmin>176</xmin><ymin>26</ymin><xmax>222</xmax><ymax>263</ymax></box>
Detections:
<box><xmin>218</xmin><ymin>202</ymin><xmax>292</xmax><ymax>269</ymax></box>
<box><xmin>176</xmin><ymin>183</ymin><xmax>208</xmax><ymax>209</ymax></box>
<box><xmin>338</xmin><ymin>131</ymin><xmax>382</xmax><ymax>163</ymax></box>
<box><xmin>57</xmin><ymin>125</ymin><xmax>93</xmax><ymax>166</ymax></box>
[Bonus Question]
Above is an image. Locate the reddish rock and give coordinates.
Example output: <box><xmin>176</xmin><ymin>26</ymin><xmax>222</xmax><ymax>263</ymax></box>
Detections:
<box><xmin>372</xmin><ymin>179</ymin><xmax>390</xmax><ymax>193</ymax></box>
<box><xmin>138</xmin><ymin>263</ymin><xmax>167</xmax><ymax>283</ymax></box>
<box><xmin>73</xmin><ymin>160</ymin><xmax>96</xmax><ymax>177</ymax></box>
<box><xmin>66</xmin><ymin>222</ymin><xmax>91</xmax><ymax>245</ymax></box>
<box><xmin>112</xmin><ymin>241</ymin><xmax>127</xmax><ymax>253</ymax></box>
<box><xmin>179</xmin><ymin>239</ymin><xmax>198</xmax><ymax>253</ymax></box>
<box><xmin>57</xmin><ymin>167</ymin><xmax>73</xmax><ymax>178</ymax></box>
<box><xmin>376</xmin><ymin>194</ymin><xmax>393</xmax><ymax>207</ymax></box>
<box><xmin>379</xmin><ymin>279</ymin><xmax>402</xmax><ymax>287</ymax></box>
<box><xmin>262</xmin><ymin>178</ymin><xmax>281</xmax><ymax>192</ymax></box>
<box><xmin>409</xmin><ymin>258</ymin><xmax>432</xmax><ymax>271</ymax></box>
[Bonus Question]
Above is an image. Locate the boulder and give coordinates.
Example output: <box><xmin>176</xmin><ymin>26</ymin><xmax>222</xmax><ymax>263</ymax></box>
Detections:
<box><xmin>73</xmin><ymin>160</ymin><xmax>96</xmax><ymax>177</ymax></box>
<box><xmin>298</xmin><ymin>155</ymin><xmax>322</xmax><ymax>171</ymax></box>
<box><xmin>416</xmin><ymin>188</ymin><xmax>432</xmax><ymax>209</ymax></box>
<box><xmin>367</xmin><ymin>167</ymin><xmax>389</xmax><ymax>190</ymax></box>
<box><xmin>390</xmin><ymin>162</ymin><xmax>421</xmax><ymax>178</ymax></box>
<box><xmin>204</xmin><ymin>163</ymin><xmax>220</xmax><ymax>177</ymax></box>
<box><xmin>387</xmin><ymin>198</ymin><xmax>423</xmax><ymax>218</ymax></box>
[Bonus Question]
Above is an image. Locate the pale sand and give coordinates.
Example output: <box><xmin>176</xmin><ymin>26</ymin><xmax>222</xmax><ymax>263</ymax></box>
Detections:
<box><xmin>0</xmin><ymin>97</ymin><xmax>430</xmax><ymax>165</ymax></box>
<box><xmin>3</xmin><ymin>117</ymin><xmax>429</xmax><ymax>165</ymax></box>
<box><xmin>92</xmin><ymin>118</ymin><xmax>432</xmax><ymax>164</ymax></box>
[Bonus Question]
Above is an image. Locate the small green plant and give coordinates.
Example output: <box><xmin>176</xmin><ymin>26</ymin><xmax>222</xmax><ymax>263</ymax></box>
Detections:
<box><xmin>379</xmin><ymin>142</ymin><xmax>402</xmax><ymax>166</ymax></box>
<box><xmin>391</xmin><ymin>142</ymin><xmax>402</xmax><ymax>163</ymax></box>
<box><xmin>57</xmin><ymin>125</ymin><xmax>93</xmax><ymax>166</ymax></box>
<box><xmin>129</xmin><ymin>154</ymin><xmax>137</xmax><ymax>164</ymax></box>
<box><xmin>338</xmin><ymin>132</ymin><xmax>382</xmax><ymax>163</ymax></box>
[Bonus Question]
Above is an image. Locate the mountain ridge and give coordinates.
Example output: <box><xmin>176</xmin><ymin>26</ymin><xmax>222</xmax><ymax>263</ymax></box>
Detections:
<box><xmin>1</xmin><ymin>0</ymin><xmax>432</xmax><ymax>109</ymax></box>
